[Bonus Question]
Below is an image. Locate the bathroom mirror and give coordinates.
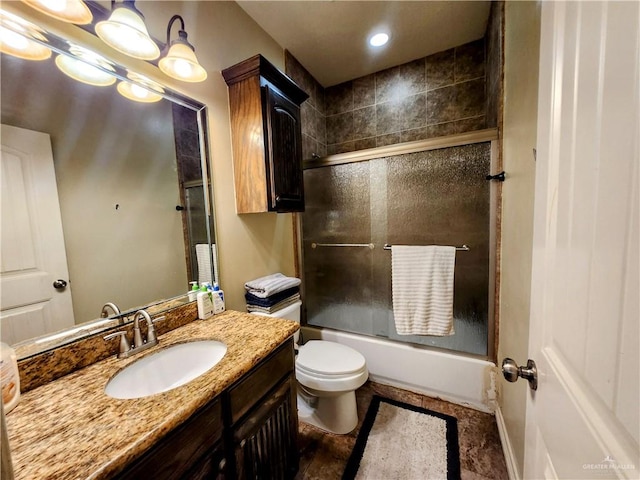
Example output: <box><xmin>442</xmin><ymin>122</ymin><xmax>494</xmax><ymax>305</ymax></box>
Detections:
<box><xmin>0</xmin><ymin>5</ymin><xmax>216</xmax><ymax>357</ymax></box>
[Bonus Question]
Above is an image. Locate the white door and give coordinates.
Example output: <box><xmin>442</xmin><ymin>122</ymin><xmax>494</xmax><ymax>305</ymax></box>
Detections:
<box><xmin>1</xmin><ymin>124</ymin><xmax>75</xmax><ymax>344</ymax></box>
<box><xmin>524</xmin><ymin>2</ymin><xmax>639</xmax><ymax>479</ymax></box>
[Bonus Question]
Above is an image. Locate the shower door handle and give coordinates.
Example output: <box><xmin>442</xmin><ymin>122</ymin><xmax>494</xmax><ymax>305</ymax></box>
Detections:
<box><xmin>501</xmin><ymin>358</ymin><xmax>538</xmax><ymax>390</ymax></box>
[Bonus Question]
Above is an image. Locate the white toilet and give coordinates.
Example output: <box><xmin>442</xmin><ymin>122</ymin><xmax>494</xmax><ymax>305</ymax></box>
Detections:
<box><xmin>252</xmin><ymin>301</ymin><xmax>368</xmax><ymax>434</ymax></box>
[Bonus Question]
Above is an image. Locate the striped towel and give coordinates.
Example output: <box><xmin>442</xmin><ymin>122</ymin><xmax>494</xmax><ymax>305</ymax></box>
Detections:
<box><xmin>196</xmin><ymin>244</ymin><xmax>219</xmax><ymax>286</ymax></box>
<box><xmin>391</xmin><ymin>245</ymin><xmax>456</xmax><ymax>336</ymax></box>
<box><xmin>244</xmin><ymin>273</ymin><xmax>301</xmax><ymax>298</ymax></box>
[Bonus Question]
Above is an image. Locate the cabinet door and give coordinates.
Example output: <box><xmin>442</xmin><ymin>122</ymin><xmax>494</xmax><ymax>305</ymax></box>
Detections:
<box><xmin>184</xmin><ymin>442</ymin><xmax>227</xmax><ymax>480</ymax></box>
<box><xmin>263</xmin><ymin>85</ymin><xmax>305</xmax><ymax>213</ymax></box>
<box><xmin>233</xmin><ymin>375</ymin><xmax>299</xmax><ymax>479</ymax></box>
<box><xmin>115</xmin><ymin>398</ymin><xmax>222</xmax><ymax>480</ymax></box>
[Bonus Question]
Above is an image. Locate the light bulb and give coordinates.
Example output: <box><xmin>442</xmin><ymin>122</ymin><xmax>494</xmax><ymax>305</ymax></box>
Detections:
<box><xmin>173</xmin><ymin>58</ymin><xmax>193</xmax><ymax>78</ymax></box>
<box><xmin>130</xmin><ymin>83</ymin><xmax>149</xmax><ymax>99</ymax></box>
<box><xmin>369</xmin><ymin>33</ymin><xmax>389</xmax><ymax>47</ymax></box>
<box><xmin>0</xmin><ymin>26</ymin><xmax>29</xmax><ymax>50</ymax></box>
<box><xmin>39</xmin><ymin>0</ymin><xmax>67</xmax><ymax>12</ymax></box>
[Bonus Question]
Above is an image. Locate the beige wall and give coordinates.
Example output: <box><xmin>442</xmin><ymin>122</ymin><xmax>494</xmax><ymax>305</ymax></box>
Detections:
<box><xmin>499</xmin><ymin>1</ymin><xmax>541</xmax><ymax>476</ymax></box>
<box><xmin>117</xmin><ymin>1</ymin><xmax>296</xmax><ymax>311</ymax></box>
<box><xmin>8</xmin><ymin>1</ymin><xmax>295</xmax><ymax>312</ymax></box>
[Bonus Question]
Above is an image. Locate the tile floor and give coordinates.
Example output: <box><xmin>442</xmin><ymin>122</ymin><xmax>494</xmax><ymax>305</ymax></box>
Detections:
<box><xmin>295</xmin><ymin>381</ymin><xmax>509</xmax><ymax>480</ymax></box>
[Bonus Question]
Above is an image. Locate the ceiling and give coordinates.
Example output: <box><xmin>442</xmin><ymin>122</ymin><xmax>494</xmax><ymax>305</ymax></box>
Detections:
<box><xmin>237</xmin><ymin>1</ymin><xmax>492</xmax><ymax>87</ymax></box>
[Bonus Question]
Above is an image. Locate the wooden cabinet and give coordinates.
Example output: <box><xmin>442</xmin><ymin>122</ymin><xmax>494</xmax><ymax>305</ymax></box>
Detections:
<box><xmin>115</xmin><ymin>397</ymin><xmax>224</xmax><ymax>480</ymax></box>
<box><xmin>227</xmin><ymin>340</ymin><xmax>299</xmax><ymax>479</ymax></box>
<box><xmin>115</xmin><ymin>339</ymin><xmax>298</xmax><ymax>480</ymax></box>
<box><xmin>223</xmin><ymin>55</ymin><xmax>308</xmax><ymax>214</ymax></box>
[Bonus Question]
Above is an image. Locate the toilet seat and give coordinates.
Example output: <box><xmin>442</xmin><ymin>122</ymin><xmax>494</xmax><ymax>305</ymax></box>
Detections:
<box><xmin>296</xmin><ymin>341</ymin><xmax>368</xmax><ymax>392</ymax></box>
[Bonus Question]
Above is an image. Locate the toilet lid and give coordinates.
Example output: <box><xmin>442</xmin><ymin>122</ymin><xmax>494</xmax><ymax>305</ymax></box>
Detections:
<box><xmin>296</xmin><ymin>341</ymin><xmax>366</xmax><ymax>375</ymax></box>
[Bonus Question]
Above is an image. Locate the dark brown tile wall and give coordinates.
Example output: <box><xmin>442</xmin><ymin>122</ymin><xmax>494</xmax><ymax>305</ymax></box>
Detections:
<box><xmin>486</xmin><ymin>2</ymin><xmax>504</xmax><ymax>129</ymax></box>
<box><xmin>286</xmin><ymin>37</ymin><xmax>491</xmax><ymax>158</ymax></box>
<box><xmin>285</xmin><ymin>51</ymin><xmax>327</xmax><ymax>160</ymax></box>
<box><xmin>325</xmin><ymin>39</ymin><xmax>487</xmax><ymax>155</ymax></box>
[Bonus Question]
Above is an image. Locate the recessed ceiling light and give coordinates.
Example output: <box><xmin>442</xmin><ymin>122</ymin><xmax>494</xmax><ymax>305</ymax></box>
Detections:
<box><xmin>369</xmin><ymin>33</ymin><xmax>389</xmax><ymax>47</ymax></box>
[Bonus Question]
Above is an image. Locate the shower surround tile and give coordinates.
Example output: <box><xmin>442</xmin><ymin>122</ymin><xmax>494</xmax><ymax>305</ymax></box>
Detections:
<box><xmin>287</xmin><ymin>36</ymin><xmax>488</xmax><ymax>158</ymax></box>
<box><xmin>353</xmin><ymin>74</ymin><xmax>375</xmax><ymax>109</ymax></box>
<box><xmin>326</xmin><ymin>82</ymin><xmax>354</xmax><ymax>115</ymax></box>
<box><xmin>427</xmin><ymin>85</ymin><xmax>458</xmax><ymax>124</ymax></box>
<box><xmin>376</xmin><ymin>100</ymin><xmax>402</xmax><ymax>135</ymax></box>
<box><xmin>285</xmin><ymin>50</ymin><xmax>327</xmax><ymax>159</ymax></box>
<box><xmin>326</xmin><ymin>112</ymin><xmax>354</xmax><ymax>145</ymax></box>
<box><xmin>455</xmin><ymin>39</ymin><xmax>485</xmax><ymax>82</ymax></box>
<box><xmin>353</xmin><ymin>106</ymin><xmax>376</xmax><ymax>139</ymax></box>
<box><xmin>427</xmin><ymin>48</ymin><xmax>455</xmax><ymax>90</ymax></box>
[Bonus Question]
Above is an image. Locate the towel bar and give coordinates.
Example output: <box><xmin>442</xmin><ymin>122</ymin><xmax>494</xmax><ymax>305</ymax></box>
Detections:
<box><xmin>383</xmin><ymin>244</ymin><xmax>470</xmax><ymax>251</ymax></box>
<box><xmin>311</xmin><ymin>243</ymin><xmax>375</xmax><ymax>249</ymax></box>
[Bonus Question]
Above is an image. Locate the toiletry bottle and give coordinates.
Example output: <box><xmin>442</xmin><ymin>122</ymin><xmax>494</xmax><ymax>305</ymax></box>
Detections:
<box><xmin>0</xmin><ymin>343</ymin><xmax>20</xmax><ymax>413</ymax></box>
<box><xmin>212</xmin><ymin>283</ymin><xmax>225</xmax><ymax>314</ymax></box>
<box><xmin>188</xmin><ymin>282</ymin><xmax>199</xmax><ymax>301</ymax></box>
<box><xmin>197</xmin><ymin>285</ymin><xmax>214</xmax><ymax>320</ymax></box>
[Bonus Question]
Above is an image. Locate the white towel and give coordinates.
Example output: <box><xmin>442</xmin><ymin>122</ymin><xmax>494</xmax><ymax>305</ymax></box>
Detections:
<box><xmin>244</xmin><ymin>273</ymin><xmax>301</xmax><ymax>298</ymax></box>
<box><xmin>196</xmin><ymin>243</ymin><xmax>219</xmax><ymax>286</ymax></box>
<box><xmin>391</xmin><ymin>245</ymin><xmax>456</xmax><ymax>336</ymax></box>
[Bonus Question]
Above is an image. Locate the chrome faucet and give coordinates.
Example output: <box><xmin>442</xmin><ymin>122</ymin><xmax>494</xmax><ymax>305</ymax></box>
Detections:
<box><xmin>100</xmin><ymin>302</ymin><xmax>121</xmax><ymax>318</ymax></box>
<box><xmin>103</xmin><ymin>310</ymin><xmax>163</xmax><ymax>359</ymax></box>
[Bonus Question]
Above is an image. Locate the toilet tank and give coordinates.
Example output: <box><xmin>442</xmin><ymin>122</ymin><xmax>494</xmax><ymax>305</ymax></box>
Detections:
<box><xmin>250</xmin><ymin>301</ymin><xmax>301</xmax><ymax>342</ymax></box>
<box><xmin>251</xmin><ymin>301</ymin><xmax>301</xmax><ymax>323</ymax></box>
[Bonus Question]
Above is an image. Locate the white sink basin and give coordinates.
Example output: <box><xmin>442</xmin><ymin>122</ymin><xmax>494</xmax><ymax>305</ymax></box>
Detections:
<box><xmin>105</xmin><ymin>340</ymin><xmax>227</xmax><ymax>399</ymax></box>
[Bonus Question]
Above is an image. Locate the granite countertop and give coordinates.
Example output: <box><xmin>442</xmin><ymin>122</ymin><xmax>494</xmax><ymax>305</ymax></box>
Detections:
<box><xmin>5</xmin><ymin>310</ymin><xmax>299</xmax><ymax>480</ymax></box>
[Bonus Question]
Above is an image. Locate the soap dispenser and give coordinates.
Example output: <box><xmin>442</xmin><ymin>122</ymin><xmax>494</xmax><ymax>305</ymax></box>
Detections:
<box><xmin>211</xmin><ymin>283</ymin><xmax>225</xmax><ymax>314</ymax></box>
<box><xmin>188</xmin><ymin>281</ymin><xmax>199</xmax><ymax>301</ymax></box>
<box><xmin>197</xmin><ymin>285</ymin><xmax>214</xmax><ymax>320</ymax></box>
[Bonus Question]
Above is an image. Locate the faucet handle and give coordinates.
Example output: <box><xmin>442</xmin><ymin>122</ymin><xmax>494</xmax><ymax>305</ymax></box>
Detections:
<box><xmin>104</xmin><ymin>331</ymin><xmax>130</xmax><ymax>357</ymax></box>
<box><xmin>146</xmin><ymin>316</ymin><xmax>165</xmax><ymax>344</ymax></box>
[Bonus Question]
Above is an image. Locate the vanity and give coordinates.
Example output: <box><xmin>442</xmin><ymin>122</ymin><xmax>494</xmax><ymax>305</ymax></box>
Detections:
<box><xmin>5</xmin><ymin>310</ymin><xmax>299</xmax><ymax>479</ymax></box>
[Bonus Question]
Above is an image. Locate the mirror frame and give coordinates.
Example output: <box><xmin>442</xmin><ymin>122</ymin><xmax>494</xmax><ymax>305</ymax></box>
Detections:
<box><xmin>1</xmin><ymin>2</ymin><xmax>217</xmax><ymax>360</ymax></box>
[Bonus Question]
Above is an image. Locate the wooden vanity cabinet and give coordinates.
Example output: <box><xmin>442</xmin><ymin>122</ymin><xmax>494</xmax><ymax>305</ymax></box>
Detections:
<box><xmin>114</xmin><ymin>339</ymin><xmax>298</xmax><ymax>480</ymax></box>
<box><xmin>115</xmin><ymin>397</ymin><xmax>224</xmax><ymax>480</ymax></box>
<box><xmin>227</xmin><ymin>339</ymin><xmax>299</xmax><ymax>479</ymax></box>
<box><xmin>222</xmin><ymin>55</ymin><xmax>308</xmax><ymax>214</ymax></box>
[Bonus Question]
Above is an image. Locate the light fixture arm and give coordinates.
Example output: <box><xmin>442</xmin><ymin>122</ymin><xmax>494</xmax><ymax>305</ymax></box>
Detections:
<box><xmin>111</xmin><ymin>0</ymin><xmax>145</xmax><ymax>18</ymax></box>
<box><xmin>165</xmin><ymin>14</ymin><xmax>195</xmax><ymax>52</ymax></box>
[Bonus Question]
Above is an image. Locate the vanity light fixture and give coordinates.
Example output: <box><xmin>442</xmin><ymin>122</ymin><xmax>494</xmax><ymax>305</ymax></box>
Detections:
<box><xmin>21</xmin><ymin>0</ymin><xmax>93</xmax><ymax>25</ymax></box>
<box><xmin>117</xmin><ymin>72</ymin><xmax>164</xmax><ymax>103</ymax></box>
<box><xmin>369</xmin><ymin>32</ymin><xmax>389</xmax><ymax>47</ymax></box>
<box><xmin>95</xmin><ymin>0</ymin><xmax>160</xmax><ymax>61</ymax></box>
<box><xmin>0</xmin><ymin>10</ymin><xmax>51</xmax><ymax>60</ymax></box>
<box><xmin>55</xmin><ymin>44</ymin><xmax>116</xmax><ymax>86</ymax></box>
<box><xmin>158</xmin><ymin>15</ymin><xmax>207</xmax><ymax>83</ymax></box>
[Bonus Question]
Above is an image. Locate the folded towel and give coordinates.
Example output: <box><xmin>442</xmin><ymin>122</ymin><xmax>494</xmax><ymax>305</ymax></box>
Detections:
<box><xmin>244</xmin><ymin>273</ymin><xmax>301</xmax><ymax>298</ymax></box>
<box><xmin>392</xmin><ymin>245</ymin><xmax>456</xmax><ymax>336</ymax></box>
<box><xmin>196</xmin><ymin>243</ymin><xmax>219</xmax><ymax>286</ymax></box>
<box><xmin>247</xmin><ymin>294</ymin><xmax>301</xmax><ymax>314</ymax></box>
<box><xmin>245</xmin><ymin>286</ymin><xmax>300</xmax><ymax>307</ymax></box>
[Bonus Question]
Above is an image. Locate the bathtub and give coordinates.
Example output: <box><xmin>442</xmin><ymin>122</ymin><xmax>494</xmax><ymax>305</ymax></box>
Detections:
<box><xmin>301</xmin><ymin>326</ymin><xmax>497</xmax><ymax>413</ymax></box>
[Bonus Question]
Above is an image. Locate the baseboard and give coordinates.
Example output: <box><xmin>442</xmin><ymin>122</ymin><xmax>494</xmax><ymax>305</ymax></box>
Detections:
<box><xmin>495</xmin><ymin>406</ymin><xmax>520</xmax><ymax>480</ymax></box>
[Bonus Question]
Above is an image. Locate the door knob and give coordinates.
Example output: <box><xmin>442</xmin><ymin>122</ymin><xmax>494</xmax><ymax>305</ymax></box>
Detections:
<box><xmin>502</xmin><ymin>358</ymin><xmax>538</xmax><ymax>391</ymax></box>
<box><xmin>53</xmin><ymin>279</ymin><xmax>68</xmax><ymax>290</ymax></box>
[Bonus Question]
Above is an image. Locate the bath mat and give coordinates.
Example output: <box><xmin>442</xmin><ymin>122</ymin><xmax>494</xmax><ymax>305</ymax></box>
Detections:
<box><xmin>343</xmin><ymin>396</ymin><xmax>460</xmax><ymax>480</ymax></box>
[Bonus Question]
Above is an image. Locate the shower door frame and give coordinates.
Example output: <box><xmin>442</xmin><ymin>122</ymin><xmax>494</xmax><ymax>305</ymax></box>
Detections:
<box><xmin>294</xmin><ymin>128</ymin><xmax>501</xmax><ymax>361</ymax></box>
